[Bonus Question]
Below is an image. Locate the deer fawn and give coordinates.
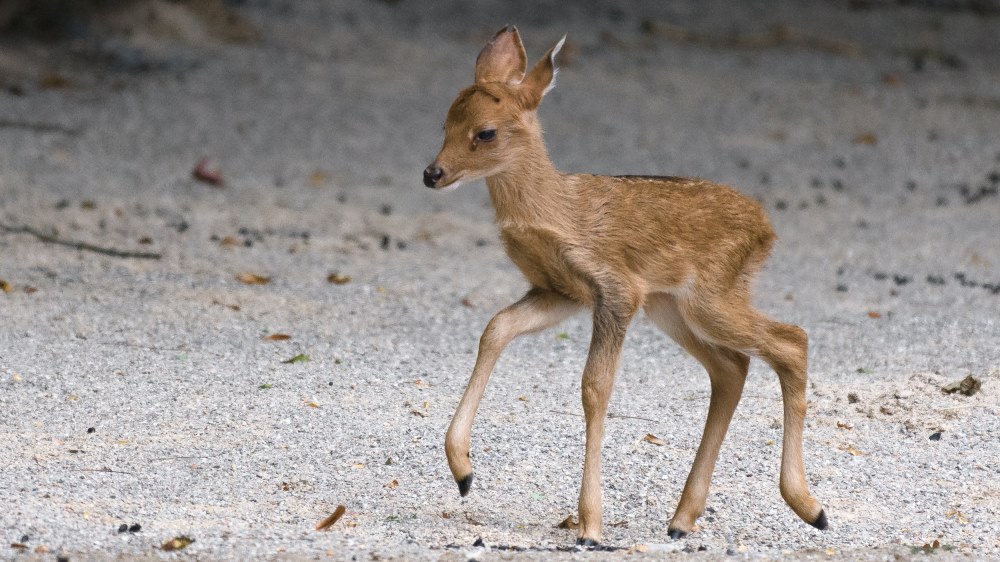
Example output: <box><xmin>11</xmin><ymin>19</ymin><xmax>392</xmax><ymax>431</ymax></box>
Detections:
<box><xmin>423</xmin><ymin>26</ymin><xmax>828</xmax><ymax>546</ymax></box>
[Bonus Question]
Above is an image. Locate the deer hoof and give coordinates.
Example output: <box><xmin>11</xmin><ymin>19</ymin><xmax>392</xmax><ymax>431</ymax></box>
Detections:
<box><xmin>809</xmin><ymin>509</ymin><xmax>829</xmax><ymax>530</ymax></box>
<box><xmin>576</xmin><ymin>538</ymin><xmax>600</xmax><ymax>548</ymax></box>
<box><xmin>456</xmin><ymin>473</ymin><xmax>473</xmax><ymax>497</ymax></box>
<box><xmin>667</xmin><ymin>528</ymin><xmax>687</xmax><ymax>540</ymax></box>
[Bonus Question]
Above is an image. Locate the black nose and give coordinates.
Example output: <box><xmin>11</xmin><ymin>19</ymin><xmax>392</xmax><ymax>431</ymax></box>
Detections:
<box><xmin>423</xmin><ymin>165</ymin><xmax>443</xmax><ymax>188</ymax></box>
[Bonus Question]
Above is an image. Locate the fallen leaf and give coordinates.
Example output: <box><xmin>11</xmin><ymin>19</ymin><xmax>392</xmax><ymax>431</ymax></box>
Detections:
<box><xmin>840</xmin><ymin>444</ymin><xmax>864</xmax><ymax>456</ymax></box>
<box><xmin>264</xmin><ymin>334</ymin><xmax>291</xmax><ymax>341</ymax></box>
<box><xmin>441</xmin><ymin>511</ymin><xmax>452</xmax><ymax>519</ymax></box>
<box><xmin>282</xmin><ymin>354</ymin><xmax>309</xmax><ymax>364</ymax></box>
<box><xmin>852</xmin><ymin>132</ymin><xmax>878</xmax><ymax>145</ymax></box>
<box><xmin>517</xmin><ymin>395</ymin><xmax>528</xmax><ymax>402</ymax></box>
<box><xmin>237</xmin><ymin>273</ymin><xmax>271</xmax><ymax>285</ymax></box>
<box><xmin>161</xmin><ymin>536</ymin><xmax>195</xmax><ymax>551</ymax></box>
<box><xmin>39</xmin><ymin>74</ymin><xmax>72</xmax><ymax>89</ymax></box>
<box><xmin>327</xmin><ymin>273</ymin><xmax>351</xmax><ymax>285</ymax></box>
<box><xmin>220</xmin><ymin>236</ymin><xmax>241</xmax><ymax>247</ymax></box>
<box><xmin>643</xmin><ymin>433</ymin><xmax>665</xmax><ymax>446</ymax></box>
<box><xmin>941</xmin><ymin>375</ymin><xmax>981</xmax><ymax>396</ymax></box>
<box><xmin>384</xmin><ymin>479</ymin><xmax>399</xmax><ymax>489</ymax></box>
<box><xmin>304</xmin><ymin>400</ymin><xmax>320</xmax><ymax>408</ymax></box>
<box><xmin>316</xmin><ymin>505</ymin><xmax>347</xmax><ymax>531</ymax></box>
<box><xmin>556</xmin><ymin>332</ymin><xmax>570</xmax><ymax>340</ymax></box>
<box><xmin>411</xmin><ymin>409</ymin><xmax>427</xmax><ymax>418</ymax></box>
<box><xmin>0</xmin><ymin>280</ymin><xmax>12</xmax><ymax>293</ymax></box>
<box><xmin>556</xmin><ymin>515</ymin><xmax>578</xmax><ymax>529</ymax></box>
<box><xmin>352</xmin><ymin>463</ymin><xmax>365</xmax><ymax>469</ymax></box>
<box><xmin>836</xmin><ymin>421</ymin><xmax>854</xmax><ymax>430</ymax></box>
<box><xmin>867</xmin><ymin>311</ymin><xmax>881</xmax><ymax>319</ymax></box>
<box><xmin>309</xmin><ymin>170</ymin><xmax>330</xmax><ymax>187</ymax></box>
<box><xmin>10</xmin><ymin>543</ymin><xmax>27</xmax><ymax>551</ymax></box>
<box><xmin>193</xmin><ymin>157</ymin><xmax>223</xmax><ymax>186</ymax></box>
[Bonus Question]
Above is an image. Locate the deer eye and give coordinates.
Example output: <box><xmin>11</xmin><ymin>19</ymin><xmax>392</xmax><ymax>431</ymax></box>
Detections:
<box><xmin>476</xmin><ymin>129</ymin><xmax>497</xmax><ymax>142</ymax></box>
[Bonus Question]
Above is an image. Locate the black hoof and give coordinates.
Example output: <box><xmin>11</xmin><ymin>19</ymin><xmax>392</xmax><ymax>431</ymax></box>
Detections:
<box><xmin>576</xmin><ymin>538</ymin><xmax>600</xmax><ymax>548</ymax></box>
<box><xmin>667</xmin><ymin>528</ymin><xmax>687</xmax><ymax>540</ymax></box>
<box><xmin>809</xmin><ymin>509</ymin><xmax>829</xmax><ymax>530</ymax></box>
<box><xmin>456</xmin><ymin>473</ymin><xmax>473</xmax><ymax>497</ymax></box>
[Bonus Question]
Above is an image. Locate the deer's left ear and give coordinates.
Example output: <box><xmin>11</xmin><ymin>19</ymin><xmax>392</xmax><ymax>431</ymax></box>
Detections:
<box><xmin>520</xmin><ymin>35</ymin><xmax>565</xmax><ymax>109</ymax></box>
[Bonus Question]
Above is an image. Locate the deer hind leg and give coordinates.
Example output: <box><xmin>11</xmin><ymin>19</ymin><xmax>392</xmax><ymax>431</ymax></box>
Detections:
<box><xmin>576</xmin><ymin>295</ymin><xmax>637</xmax><ymax>546</ymax></box>
<box><xmin>643</xmin><ymin>293</ymin><xmax>750</xmax><ymax>538</ymax></box>
<box><xmin>676</xmin><ymin>291</ymin><xmax>827</xmax><ymax>531</ymax></box>
<box><xmin>445</xmin><ymin>287</ymin><xmax>581</xmax><ymax>497</ymax></box>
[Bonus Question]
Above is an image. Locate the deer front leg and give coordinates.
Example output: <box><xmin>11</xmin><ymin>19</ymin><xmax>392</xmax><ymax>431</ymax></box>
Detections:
<box><xmin>577</xmin><ymin>299</ymin><xmax>636</xmax><ymax>546</ymax></box>
<box><xmin>445</xmin><ymin>288</ymin><xmax>581</xmax><ymax>496</ymax></box>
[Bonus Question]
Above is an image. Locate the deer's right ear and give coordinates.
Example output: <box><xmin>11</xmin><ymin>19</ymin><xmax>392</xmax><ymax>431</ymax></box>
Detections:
<box><xmin>475</xmin><ymin>25</ymin><xmax>527</xmax><ymax>85</ymax></box>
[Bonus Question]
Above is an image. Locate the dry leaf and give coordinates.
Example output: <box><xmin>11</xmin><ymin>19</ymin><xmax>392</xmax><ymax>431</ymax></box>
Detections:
<box><xmin>841</xmin><ymin>444</ymin><xmax>864</xmax><ymax>456</ymax></box>
<box><xmin>193</xmin><ymin>157</ymin><xmax>223</xmax><ymax>186</ymax></box>
<box><xmin>304</xmin><ymin>400</ymin><xmax>320</xmax><ymax>408</ymax></box>
<box><xmin>39</xmin><ymin>74</ymin><xmax>72</xmax><ymax>89</ymax></box>
<box><xmin>517</xmin><ymin>395</ymin><xmax>528</xmax><ymax>402</ymax></box>
<box><xmin>384</xmin><ymin>479</ymin><xmax>399</xmax><ymax>489</ymax></box>
<box><xmin>237</xmin><ymin>273</ymin><xmax>271</xmax><ymax>285</ymax></box>
<box><xmin>309</xmin><ymin>170</ymin><xmax>330</xmax><ymax>187</ymax></box>
<box><xmin>220</xmin><ymin>236</ymin><xmax>241</xmax><ymax>247</ymax></box>
<box><xmin>352</xmin><ymin>463</ymin><xmax>365</xmax><ymax>469</ymax></box>
<box><xmin>327</xmin><ymin>273</ymin><xmax>351</xmax><ymax>285</ymax></box>
<box><xmin>264</xmin><ymin>334</ymin><xmax>291</xmax><ymax>341</ymax></box>
<box><xmin>441</xmin><ymin>511</ymin><xmax>452</xmax><ymax>519</ymax></box>
<box><xmin>282</xmin><ymin>354</ymin><xmax>309</xmax><ymax>364</ymax></box>
<box><xmin>412</xmin><ymin>379</ymin><xmax>430</xmax><ymax>388</ymax></box>
<box><xmin>643</xmin><ymin>433</ymin><xmax>665</xmax><ymax>446</ymax></box>
<box><xmin>161</xmin><ymin>536</ymin><xmax>195</xmax><ymax>551</ymax></box>
<box><xmin>941</xmin><ymin>375</ymin><xmax>981</xmax><ymax>396</ymax></box>
<box><xmin>852</xmin><ymin>132</ymin><xmax>878</xmax><ymax>145</ymax></box>
<box><xmin>867</xmin><ymin>311</ymin><xmax>881</xmax><ymax>319</ymax></box>
<box><xmin>836</xmin><ymin>421</ymin><xmax>854</xmax><ymax>430</ymax></box>
<box><xmin>0</xmin><ymin>280</ymin><xmax>12</xmax><ymax>293</ymax></box>
<box><xmin>10</xmin><ymin>543</ymin><xmax>27</xmax><ymax>551</ymax></box>
<box><xmin>556</xmin><ymin>515</ymin><xmax>578</xmax><ymax>529</ymax></box>
<box><xmin>316</xmin><ymin>505</ymin><xmax>346</xmax><ymax>531</ymax></box>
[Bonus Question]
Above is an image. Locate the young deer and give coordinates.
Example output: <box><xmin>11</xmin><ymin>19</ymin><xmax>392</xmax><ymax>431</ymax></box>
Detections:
<box><xmin>423</xmin><ymin>26</ymin><xmax>828</xmax><ymax>546</ymax></box>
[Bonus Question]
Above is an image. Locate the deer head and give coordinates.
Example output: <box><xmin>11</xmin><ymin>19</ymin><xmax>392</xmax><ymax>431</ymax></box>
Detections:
<box><xmin>423</xmin><ymin>26</ymin><xmax>565</xmax><ymax>191</ymax></box>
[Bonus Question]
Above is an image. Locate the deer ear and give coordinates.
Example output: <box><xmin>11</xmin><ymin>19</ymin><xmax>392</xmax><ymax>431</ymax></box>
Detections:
<box><xmin>520</xmin><ymin>35</ymin><xmax>565</xmax><ymax>109</ymax></box>
<box><xmin>475</xmin><ymin>25</ymin><xmax>527</xmax><ymax>85</ymax></box>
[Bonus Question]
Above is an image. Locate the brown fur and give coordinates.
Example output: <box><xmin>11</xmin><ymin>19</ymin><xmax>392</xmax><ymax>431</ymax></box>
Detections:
<box><xmin>427</xmin><ymin>26</ymin><xmax>826</xmax><ymax>545</ymax></box>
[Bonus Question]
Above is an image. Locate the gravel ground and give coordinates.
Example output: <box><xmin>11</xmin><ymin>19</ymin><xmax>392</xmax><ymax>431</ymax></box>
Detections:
<box><xmin>1</xmin><ymin>1</ymin><xmax>998</xmax><ymax>560</ymax></box>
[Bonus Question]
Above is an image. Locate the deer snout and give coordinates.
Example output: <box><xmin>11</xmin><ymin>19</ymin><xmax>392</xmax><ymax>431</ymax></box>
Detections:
<box><xmin>423</xmin><ymin>165</ymin><xmax>444</xmax><ymax>188</ymax></box>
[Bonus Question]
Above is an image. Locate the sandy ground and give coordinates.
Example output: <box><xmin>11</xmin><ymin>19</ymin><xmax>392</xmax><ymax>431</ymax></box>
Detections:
<box><xmin>1</xmin><ymin>1</ymin><xmax>999</xmax><ymax>560</ymax></box>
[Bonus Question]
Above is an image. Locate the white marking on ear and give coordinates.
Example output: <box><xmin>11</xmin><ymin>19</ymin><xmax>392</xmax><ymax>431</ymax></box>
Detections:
<box><xmin>542</xmin><ymin>34</ymin><xmax>567</xmax><ymax>96</ymax></box>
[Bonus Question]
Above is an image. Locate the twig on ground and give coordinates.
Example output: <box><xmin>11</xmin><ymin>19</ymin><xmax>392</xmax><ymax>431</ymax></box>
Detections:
<box><xmin>641</xmin><ymin>21</ymin><xmax>863</xmax><ymax>57</ymax></box>
<box><xmin>0</xmin><ymin>119</ymin><xmax>83</xmax><ymax>136</ymax></box>
<box><xmin>73</xmin><ymin>467</ymin><xmax>137</xmax><ymax>475</ymax></box>
<box><xmin>0</xmin><ymin>223</ymin><xmax>162</xmax><ymax>259</ymax></box>
<box><xmin>149</xmin><ymin>452</ymin><xmax>226</xmax><ymax>462</ymax></box>
<box><xmin>550</xmin><ymin>409</ymin><xmax>659</xmax><ymax>423</ymax></box>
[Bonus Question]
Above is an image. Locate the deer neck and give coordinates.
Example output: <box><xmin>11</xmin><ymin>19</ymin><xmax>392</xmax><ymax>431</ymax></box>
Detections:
<box><xmin>485</xmin><ymin>135</ymin><xmax>571</xmax><ymax>228</ymax></box>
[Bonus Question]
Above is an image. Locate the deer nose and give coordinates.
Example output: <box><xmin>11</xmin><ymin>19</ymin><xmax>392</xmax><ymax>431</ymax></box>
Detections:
<box><xmin>423</xmin><ymin>165</ymin><xmax>443</xmax><ymax>188</ymax></box>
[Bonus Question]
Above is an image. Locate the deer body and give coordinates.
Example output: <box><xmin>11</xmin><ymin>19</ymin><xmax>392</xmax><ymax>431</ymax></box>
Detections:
<box><xmin>425</xmin><ymin>26</ymin><xmax>827</xmax><ymax>546</ymax></box>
